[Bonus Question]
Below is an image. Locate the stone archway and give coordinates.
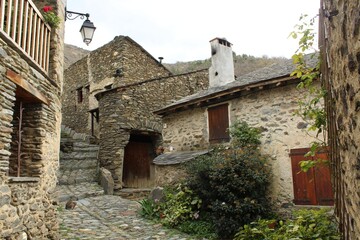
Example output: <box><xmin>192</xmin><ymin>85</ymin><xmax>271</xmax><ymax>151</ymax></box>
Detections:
<box><xmin>122</xmin><ymin>131</ymin><xmax>160</xmax><ymax>188</ymax></box>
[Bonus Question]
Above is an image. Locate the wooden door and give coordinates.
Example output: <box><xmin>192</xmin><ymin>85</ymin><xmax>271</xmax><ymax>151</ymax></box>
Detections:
<box><xmin>290</xmin><ymin>148</ymin><xmax>334</xmax><ymax>206</ymax></box>
<box><xmin>123</xmin><ymin>140</ymin><xmax>153</xmax><ymax>188</ymax></box>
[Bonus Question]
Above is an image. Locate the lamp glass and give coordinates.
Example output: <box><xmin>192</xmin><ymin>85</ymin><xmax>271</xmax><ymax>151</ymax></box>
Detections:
<box><xmin>80</xmin><ymin>19</ymin><xmax>96</xmax><ymax>45</ymax></box>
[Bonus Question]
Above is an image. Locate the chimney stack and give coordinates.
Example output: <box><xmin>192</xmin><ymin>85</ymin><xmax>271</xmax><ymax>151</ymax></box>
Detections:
<box><xmin>208</xmin><ymin>38</ymin><xmax>235</xmax><ymax>88</ymax></box>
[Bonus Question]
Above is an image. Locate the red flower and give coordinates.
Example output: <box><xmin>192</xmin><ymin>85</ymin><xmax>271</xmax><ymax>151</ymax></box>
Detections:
<box><xmin>43</xmin><ymin>6</ymin><xmax>53</xmax><ymax>12</ymax></box>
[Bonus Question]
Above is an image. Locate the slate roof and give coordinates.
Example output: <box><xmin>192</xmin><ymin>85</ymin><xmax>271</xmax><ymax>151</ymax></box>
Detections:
<box><xmin>154</xmin><ymin>53</ymin><xmax>318</xmax><ymax>115</ymax></box>
<box><xmin>153</xmin><ymin>150</ymin><xmax>210</xmax><ymax>165</ymax></box>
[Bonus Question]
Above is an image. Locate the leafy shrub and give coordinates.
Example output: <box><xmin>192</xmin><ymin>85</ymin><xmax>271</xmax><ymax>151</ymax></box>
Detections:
<box><xmin>234</xmin><ymin>208</ymin><xmax>340</xmax><ymax>240</ymax></box>
<box><xmin>139</xmin><ymin>184</ymin><xmax>202</xmax><ymax>227</ymax></box>
<box><xmin>138</xmin><ymin>198</ymin><xmax>164</xmax><ymax>219</ymax></box>
<box><xmin>176</xmin><ymin>219</ymin><xmax>217</xmax><ymax>239</ymax></box>
<box><xmin>229</xmin><ymin>121</ymin><xmax>261</xmax><ymax>148</ymax></box>
<box><xmin>161</xmin><ymin>184</ymin><xmax>202</xmax><ymax>227</ymax></box>
<box><xmin>185</xmin><ymin>121</ymin><xmax>273</xmax><ymax>238</ymax></box>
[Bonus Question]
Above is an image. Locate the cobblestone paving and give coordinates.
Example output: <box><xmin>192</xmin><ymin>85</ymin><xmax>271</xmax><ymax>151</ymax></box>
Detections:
<box><xmin>56</xmin><ymin>184</ymin><xmax>192</xmax><ymax>240</ymax></box>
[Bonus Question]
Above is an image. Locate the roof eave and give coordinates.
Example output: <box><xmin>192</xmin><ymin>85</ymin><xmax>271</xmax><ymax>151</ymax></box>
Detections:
<box><xmin>154</xmin><ymin>75</ymin><xmax>300</xmax><ymax>116</ymax></box>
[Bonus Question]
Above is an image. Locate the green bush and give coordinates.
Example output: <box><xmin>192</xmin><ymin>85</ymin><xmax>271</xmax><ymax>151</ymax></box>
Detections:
<box><xmin>139</xmin><ymin>184</ymin><xmax>202</xmax><ymax>227</ymax></box>
<box><xmin>186</xmin><ymin>147</ymin><xmax>273</xmax><ymax>238</ymax></box>
<box><xmin>138</xmin><ymin>198</ymin><xmax>164</xmax><ymax>220</ymax></box>
<box><xmin>234</xmin><ymin>208</ymin><xmax>340</xmax><ymax>240</ymax></box>
<box><xmin>141</xmin><ymin>121</ymin><xmax>273</xmax><ymax>239</ymax></box>
<box><xmin>161</xmin><ymin>184</ymin><xmax>202</xmax><ymax>227</ymax></box>
<box><xmin>176</xmin><ymin>219</ymin><xmax>217</xmax><ymax>239</ymax></box>
<box><xmin>185</xmin><ymin>121</ymin><xmax>273</xmax><ymax>238</ymax></box>
<box><xmin>229</xmin><ymin>121</ymin><xmax>261</xmax><ymax>148</ymax></box>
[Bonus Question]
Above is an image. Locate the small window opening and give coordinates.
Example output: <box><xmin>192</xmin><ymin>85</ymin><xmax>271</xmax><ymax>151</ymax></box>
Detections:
<box><xmin>104</xmin><ymin>84</ymin><xmax>113</xmax><ymax>90</ymax></box>
<box><xmin>77</xmin><ymin>87</ymin><xmax>83</xmax><ymax>103</ymax></box>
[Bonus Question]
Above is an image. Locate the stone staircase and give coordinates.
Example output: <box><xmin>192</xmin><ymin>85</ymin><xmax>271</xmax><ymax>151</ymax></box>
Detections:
<box><xmin>56</xmin><ymin>125</ymin><xmax>104</xmax><ymax>202</ymax></box>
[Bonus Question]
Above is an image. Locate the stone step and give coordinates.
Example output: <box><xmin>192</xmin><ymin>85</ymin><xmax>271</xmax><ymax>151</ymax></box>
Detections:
<box><xmin>60</xmin><ymin>159</ymin><xmax>98</xmax><ymax>170</ymax></box>
<box><xmin>54</xmin><ymin>182</ymin><xmax>104</xmax><ymax>202</ymax></box>
<box><xmin>58</xmin><ymin>168</ymin><xmax>98</xmax><ymax>185</ymax></box>
<box><xmin>116</xmin><ymin>188</ymin><xmax>151</xmax><ymax>200</ymax></box>
<box><xmin>61</xmin><ymin>152</ymin><xmax>98</xmax><ymax>159</ymax></box>
<box><xmin>60</xmin><ymin>125</ymin><xmax>94</xmax><ymax>144</ymax></box>
<box><xmin>73</xmin><ymin>145</ymin><xmax>99</xmax><ymax>152</ymax></box>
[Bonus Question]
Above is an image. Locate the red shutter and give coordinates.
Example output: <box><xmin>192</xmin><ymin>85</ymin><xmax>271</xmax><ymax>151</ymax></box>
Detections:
<box><xmin>208</xmin><ymin>104</ymin><xmax>229</xmax><ymax>143</ymax></box>
<box><xmin>313</xmin><ymin>152</ymin><xmax>334</xmax><ymax>205</ymax></box>
<box><xmin>290</xmin><ymin>148</ymin><xmax>334</xmax><ymax>206</ymax></box>
<box><xmin>291</xmin><ymin>152</ymin><xmax>317</xmax><ymax>205</ymax></box>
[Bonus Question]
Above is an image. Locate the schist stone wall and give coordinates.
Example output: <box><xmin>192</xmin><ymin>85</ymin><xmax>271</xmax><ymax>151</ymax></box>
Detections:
<box><xmin>62</xmin><ymin>36</ymin><xmax>171</xmax><ymax>137</ymax></box>
<box><xmin>322</xmin><ymin>0</ymin><xmax>360</xmax><ymax>237</ymax></box>
<box><xmin>96</xmin><ymin>70</ymin><xmax>209</xmax><ymax>191</ymax></box>
<box><xmin>161</xmin><ymin>83</ymin><xmax>321</xmax><ymax>207</ymax></box>
<box><xmin>0</xmin><ymin>0</ymin><xmax>65</xmax><ymax>239</ymax></box>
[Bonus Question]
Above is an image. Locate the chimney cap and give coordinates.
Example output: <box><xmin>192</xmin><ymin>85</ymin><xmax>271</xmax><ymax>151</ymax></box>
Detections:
<box><xmin>209</xmin><ymin>37</ymin><xmax>232</xmax><ymax>46</ymax></box>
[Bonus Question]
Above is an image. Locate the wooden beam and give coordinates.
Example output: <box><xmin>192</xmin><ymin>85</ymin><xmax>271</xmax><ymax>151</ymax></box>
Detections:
<box><xmin>6</xmin><ymin>69</ymin><xmax>49</xmax><ymax>105</ymax></box>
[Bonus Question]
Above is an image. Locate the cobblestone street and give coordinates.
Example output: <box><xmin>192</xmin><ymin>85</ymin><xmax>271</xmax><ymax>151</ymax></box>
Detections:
<box><xmin>56</xmin><ymin>184</ymin><xmax>191</xmax><ymax>240</ymax></box>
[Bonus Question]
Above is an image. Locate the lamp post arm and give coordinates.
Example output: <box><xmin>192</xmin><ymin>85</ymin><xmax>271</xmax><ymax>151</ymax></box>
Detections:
<box><xmin>65</xmin><ymin>8</ymin><xmax>90</xmax><ymax>21</ymax></box>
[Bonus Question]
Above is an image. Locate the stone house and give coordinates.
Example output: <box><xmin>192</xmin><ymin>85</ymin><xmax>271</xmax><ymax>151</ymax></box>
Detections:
<box><xmin>154</xmin><ymin>38</ymin><xmax>333</xmax><ymax>208</ymax></box>
<box><xmin>62</xmin><ymin>36</ymin><xmax>172</xmax><ymax>138</ymax></box>
<box><xmin>0</xmin><ymin>0</ymin><xmax>65</xmax><ymax>239</ymax></box>
<box><xmin>62</xmin><ymin>36</ymin><xmax>209</xmax><ymax>191</ymax></box>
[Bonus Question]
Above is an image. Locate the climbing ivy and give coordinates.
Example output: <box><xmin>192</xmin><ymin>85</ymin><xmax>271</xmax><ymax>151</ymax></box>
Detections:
<box><xmin>289</xmin><ymin>14</ymin><xmax>327</xmax><ymax>172</ymax></box>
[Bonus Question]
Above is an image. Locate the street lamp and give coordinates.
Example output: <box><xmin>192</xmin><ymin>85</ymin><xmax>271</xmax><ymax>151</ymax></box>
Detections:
<box><xmin>65</xmin><ymin>8</ymin><xmax>96</xmax><ymax>45</ymax></box>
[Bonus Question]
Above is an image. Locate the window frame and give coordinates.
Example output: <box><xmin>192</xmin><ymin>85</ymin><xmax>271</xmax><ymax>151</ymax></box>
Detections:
<box><xmin>76</xmin><ymin>87</ymin><xmax>83</xmax><ymax>103</ymax></box>
<box><xmin>207</xmin><ymin>103</ymin><xmax>230</xmax><ymax>144</ymax></box>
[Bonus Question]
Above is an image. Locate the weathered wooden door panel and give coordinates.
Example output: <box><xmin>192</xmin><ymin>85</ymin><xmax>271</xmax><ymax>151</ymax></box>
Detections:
<box><xmin>208</xmin><ymin>104</ymin><xmax>229</xmax><ymax>143</ymax></box>
<box><xmin>314</xmin><ymin>152</ymin><xmax>334</xmax><ymax>206</ymax></box>
<box><xmin>290</xmin><ymin>148</ymin><xmax>334</xmax><ymax>206</ymax></box>
<box><xmin>291</xmin><ymin>154</ymin><xmax>317</xmax><ymax>205</ymax></box>
<box><xmin>123</xmin><ymin>140</ymin><xmax>153</xmax><ymax>188</ymax></box>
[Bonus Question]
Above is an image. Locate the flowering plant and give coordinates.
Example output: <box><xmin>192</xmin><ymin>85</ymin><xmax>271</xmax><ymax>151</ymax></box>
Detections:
<box><xmin>42</xmin><ymin>6</ymin><xmax>60</xmax><ymax>28</ymax></box>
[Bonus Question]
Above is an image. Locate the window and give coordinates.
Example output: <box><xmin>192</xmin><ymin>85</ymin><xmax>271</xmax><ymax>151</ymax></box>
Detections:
<box><xmin>290</xmin><ymin>148</ymin><xmax>334</xmax><ymax>206</ymax></box>
<box><xmin>208</xmin><ymin>103</ymin><xmax>230</xmax><ymax>143</ymax></box>
<box><xmin>77</xmin><ymin>87</ymin><xmax>83</xmax><ymax>103</ymax></box>
<box><xmin>104</xmin><ymin>84</ymin><xmax>113</xmax><ymax>90</ymax></box>
<box><xmin>84</xmin><ymin>85</ymin><xmax>90</xmax><ymax>93</ymax></box>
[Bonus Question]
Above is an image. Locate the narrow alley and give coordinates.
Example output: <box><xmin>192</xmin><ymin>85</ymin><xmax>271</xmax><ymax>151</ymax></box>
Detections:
<box><xmin>56</xmin><ymin>183</ymin><xmax>191</xmax><ymax>240</ymax></box>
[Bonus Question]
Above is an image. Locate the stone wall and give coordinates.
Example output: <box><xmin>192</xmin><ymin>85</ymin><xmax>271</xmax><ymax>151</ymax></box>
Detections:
<box><xmin>161</xmin><ymin>83</ymin><xmax>322</xmax><ymax>207</ymax></box>
<box><xmin>97</xmin><ymin>70</ymin><xmax>209</xmax><ymax>191</ymax></box>
<box><xmin>154</xmin><ymin>164</ymin><xmax>188</xmax><ymax>186</ymax></box>
<box><xmin>62</xmin><ymin>36</ymin><xmax>171</xmax><ymax>136</ymax></box>
<box><xmin>321</xmin><ymin>0</ymin><xmax>360</xmax><ymax>237</ymax></box>
<box><xmin>0</xmin><ymin>0</ymin><xmax>65</xmax><ymax>238</ymax></box>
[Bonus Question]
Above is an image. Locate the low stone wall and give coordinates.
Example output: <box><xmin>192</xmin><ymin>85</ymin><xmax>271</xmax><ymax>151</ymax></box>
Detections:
<box><xmin>154</xmin><ymin>165</ymin><xmax>188</xmax><ymax>186</ymax></box>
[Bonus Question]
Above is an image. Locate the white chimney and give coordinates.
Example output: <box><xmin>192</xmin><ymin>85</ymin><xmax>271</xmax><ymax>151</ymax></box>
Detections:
<box><xmin>208</xmin><ymin>38</ymin><xmax>235</xmax><ymax>88</ymax></box>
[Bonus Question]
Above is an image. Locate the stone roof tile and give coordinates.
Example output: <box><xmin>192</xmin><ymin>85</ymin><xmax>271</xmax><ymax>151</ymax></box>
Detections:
<box><xmin>153</xmin><ymin>150</ymin><xmax>210</xmax><ymax>165</ymax></box>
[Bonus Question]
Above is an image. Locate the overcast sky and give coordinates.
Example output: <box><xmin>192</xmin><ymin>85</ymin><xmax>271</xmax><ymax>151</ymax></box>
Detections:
<box><xmin>64</xmin><ymin>0</ymin><xmax>320</xmax><ymax>63</ymax></box>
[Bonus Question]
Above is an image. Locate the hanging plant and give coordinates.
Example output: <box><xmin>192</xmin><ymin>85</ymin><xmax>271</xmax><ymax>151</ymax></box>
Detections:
<box><xmin>42</xmin><ymin>6</ymin><xmax>60</xmax><ymax>28</ymax></box>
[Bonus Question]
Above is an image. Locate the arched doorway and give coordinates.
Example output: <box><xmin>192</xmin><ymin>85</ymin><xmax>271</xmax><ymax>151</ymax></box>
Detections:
<box><xmin>123</xmin><ymin>132</ymin><xmax>159</xmax><ymax>188</ymax></box>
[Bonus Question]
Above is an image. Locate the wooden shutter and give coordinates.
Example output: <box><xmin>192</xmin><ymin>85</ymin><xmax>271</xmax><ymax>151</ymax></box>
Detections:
<box><xmin>291</xmin><ymin>151</ymin><xmax>317</xmax><ymax>205</ymax></box>
<box><xmin>313</xmin><ymin>152</ymin><xmax>334</xmax><ymax>205</ymax></box>
<box><xmin>208</xmin><ymin>104</ymin><xmax>229</xmax><ymax>143</ymax></box>
<box><xmin>290</xmin><ymin>148</ymin><xmax>334</xmax><ymax>206</ymax></box>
